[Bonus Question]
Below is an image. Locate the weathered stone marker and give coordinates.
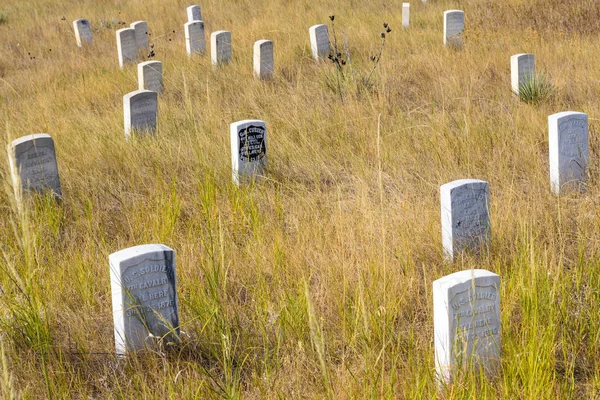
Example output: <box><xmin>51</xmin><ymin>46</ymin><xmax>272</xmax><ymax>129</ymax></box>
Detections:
<box><xmin>184</xmin><ymin>21</ymin><xmax>206</xmax><ymax>56</ymax></box>
<box><xmin>116</xmin><ymin>28</ymin><xmax>137</xmax><ymax>68</ymax></box>
<box><xmin>186</xmin><ymin>5</ymin><xmax>202</xmax><ymax>22</ymax></box>
<box><xmin>123</xmin><ymin>90</ymin><xmax>158</xmax><ymax>138</ymax></box>
<box><xmin>402</xmin><ymin>3</ymin><xmax>410</xmax><ymax>27</ymax></box>
<box><xmin>230</xmin><ymin>120</ymin><xmax>267</xmax><ymax>185</ymax></box>
<box><xmin>444</xmin><ymin>10</ymin><xmax>464</xmax><ymax>47</ymax></box>
<box><xmin>254</xmin><ymin>40</ymin><xmax>274</xmax><ymax>79</ymax></box>
<box><xmin>309</xmin><ymin>24</ymin><xmax>330</xmax><ymax>60</ymax></box>
<box><xmin>511</xmin><ymin>54</ymin><xmax>535</xmax><ymax>96</ymax></box>
<box><xmin>130</xmin><ymin>21</ymin><xmax>149</xmax><ymax>53</ymax></box>
<box><xmin>211</xmin><ymin>30</ymin><xmax>232</xmax><ymax>65</ymax></box>
<box><xmin>549</xmin><ymin>111</ymin><xmax>589</xmax><ymax>195</ymax></box>
<box><xmin>109</xmin><ymin>244</ymin><xmax>180</xmax><ymax>355</ymax></box>
<box><xmin>73</xmin><ymin>19</ymin><xmax>92</xmax><ymax>47</ymax></box>
<box><xmin>434</xmin><ymin>269</ymin><xmax>500</xmax><ymax>384</ymax></box>
<box><xmin>8</xmin><ymin>134</ymin><xmax>61</xmax><ymax>199</ymax></box>
<box><xmin>138</xmin><ymin>61</ymin><xmax>163</xmax><ymax>93</ymax></box>
<box><xmin>440</xmin><ymin>179</ymin><xmax>490</xmax><ymax>261</ymax></box>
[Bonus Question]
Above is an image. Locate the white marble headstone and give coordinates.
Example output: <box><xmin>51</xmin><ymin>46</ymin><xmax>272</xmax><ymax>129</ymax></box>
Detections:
<box><xmin>444</xmin><ymin>10</ymin><xmax>464</xmax><ymax>47</ymax></box>
<box><xmin>402</xmin><ymin>3</ymin><xmax>410</xmax><ymax>27</ymax></box>
<box><xmin>211</xmin><ymin>30</ymin><xmax>232</xmax><ymax>65</ymax></box>
<box><xmin>230</xmin><ymin>120</ymin><xmax>267</xmax><ymax>185</ymax></box>
<box><xmin>73</xmin><ymin>19</ymin><xmax>92</xmax><ymax>47</ymax></box>
<box><xmin>187</xmin><ymin>5</ymin><xmax>202</xmax><ymax>22</ymax></box>
<box><xmin>116</xmin><ymin>28</ymin><xmax>137</xmax><ymax>68</ymax></box>
<box><xmin>549</xmin><ymin>112</ymin><xmax>589</xmax><ymax>195</ymax></box>
<box><xmin>8</xmin><ymin>134</ymin><xmax>61</xmax><ymax>199</ymax></box>
<box><xmin>511</xmin><ymin>54</ymin><xmax>535</xmax><ymax>95</ymax></box>
<box><xmin>184</xmin><ymin>21</ymin><xmax>206</xmax><ymax>55</ymax></box>
<box><xmin>123</xmin><ymin>90</ymin><xmax>158</xmax><ymax>138</ymax></box>
<box><xmin>433</xmin><ymin>269</ymin><xmax>500</xmax><ymax>384</ymax></box>
<box><xmin>109</xmin><ymin>244</ymin><xmax>180</xmax><ymax>355</ymax></box>
<box><xmin>309</xmin><ymin>24</ymin><xmax>330</xmax><ymax>60</ymax></box>
<box><xmin>130</xmin><ymin>21</ymin><xmax>149</xmax><ymax>53</ymax></box>
<box><xmin>138</xmin><ymin>61</ymin><xmax>163</xmax><ymax>93</ymax></box>
<box><xmin>254</xmin><ymin>40</ymin><xmax>274</xmax><ymax>79</ymax></box>
<box><xmin>440</xmin><ymin>179</ymin><xmax>490</xmax><ymax>261</ymax></box>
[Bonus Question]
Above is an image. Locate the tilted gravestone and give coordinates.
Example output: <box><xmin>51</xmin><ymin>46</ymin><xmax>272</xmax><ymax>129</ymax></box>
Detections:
<box><xmin>116</xmin><ymin>28</ymin><xmax>137</xmax><ymax>68</ymax></box>
<box><xmin>549</xmin><ymin>111</ymin><xmax>589</xmax><ymax>195</ymax></box>
<box><xmin>138</xmin><ymin>61</ymin><xmax>163</xmax><ymax>93</ymax></box>
<box><xmin>444</xmin><ymin>10</ymin><xmax>464</xmax><ymax>47</ymax></box>
<box><xmin>511</xmin><ymin>54</ymin><xmax>535</xmax><ymax>96</ymax></box>
<box><xmin>187</xmin><ymin>5</ymin><xmax>202</xmax><ymax>22</ymax></box>
<box><xmin>73</xmin><ymin>19</ymin><xmax>92</xmax><ymax>47</ymax></box>
<box><xmin>254</xmin><ymin>40</ymin><xmax>274</xmax><ymax>79</ymax></box>
<box><xmin>211</xmin><ymin>30</ymin><xmax>232</xmax><ymax>65</ymax></box>
<box><xmin>309</xmin><ymin>24</ymin><xmax>330</xmax><ymax>60</ymax></box>
<box><xmin>123</xmin><ymin>90</ymin><xmax>158</xmax><ymax>138</ymax></box>
<box><xmin>230</xmin><ymin>120</ymin><xmax>267</xmax><ymax>185</ymax></box>
<box><xmin>184</xmin><ymin>21</ymin><xmax>206</xmax><ymax>56</ymax></box>
<box><xmin>434</xmin><ymin>269</ymin><xmax>500</xmax><ymax>384</ymax></box>
<box><xmin>402</xmin><ymin>3</ymin><xmax>410</xmax><ymax>27</ymax></box>
<box><xmin>130</xmin><ymin>21</ymin><xmax>149</xmax><ymax>53</ymax></box>
<box><xmin>8</xmin><ymin>134</ymin><xmax>61</xmax><ymax>199</ymax></box>
<box><xmin>109</xmin><ymin>244</ymin><xmax>180</xmax><ymax>355</ymax></box>
<box><xmin>440</xmin><ymin>179</ymin><xmax>490</xmax><ymax>261</ymax></box>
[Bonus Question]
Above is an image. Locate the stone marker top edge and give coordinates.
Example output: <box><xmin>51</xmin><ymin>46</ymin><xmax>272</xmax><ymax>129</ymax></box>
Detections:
<box><xmin>212</xmin><ymin>30</ymin><xmax>231</xmax><ymax>37</ymax></box>
<box><xmin>231</xmin><ymin>120</ymin><xmax>266</xmax><ymax>129</ymax></box>
<box><xmin>403</xmin><ymin>2</ymin><xmax>410</xmax><ymax>6</ymax></box>
<box><xmin>187</xmin><ymin>4</ymin><xmax>200</xmax><ymax>8</ymax></box>
<box><xmin>138</xmin><ymin>60</ymin><xmax>162</xmax><ymax>67</ymax></box>
<box><xmin>433</xmin><ymin>269</ymin><xmax>499</xmax><ymax>290</ymax></box>
<box><xmin>116</xmin><ymin>27</ymin><xmax>135</xmax><ymax>34</ymax></box>
<box><xmin>548</xmin><ymin>111</ymin><xmax>587</xmax><ymax>123</ymax></box>
<box><xmin>309</xmin><ymin>24</ymin><xmax>327</xmax><ymax>31</ymax></box>
<box><xmin>444</xmin><ymin>10</ymin><xmax>464</xmax><ymax>15</ymax></box>
<box><xmin>511</xmin><ymin>53</ymin><xmax>533</xmax><ymax>59</ymax></box>
<box><xmin>109</xmin><ymin>244</ymin><xmax>173</xmax><ymax>265</ymax></box>
<box><xmin>255</xmin><ymin>39</ymin><xmax>273</xmax><ymax>46</ymax></box>
<box><xmin>74</xmin><ymin>18</ymin><xmax>89</xmax><ymax>23</ymax></box>
<box><xmin>440</xmin><ymin>179</ymin><xmax>488</xmax><ymax>193</ymax></box>
<box><xmin>10</xmin><ymin>133</ymin><xmax>53</xmax><ymax>148</ymax></box>
<box><xmin>123</xmin><ymin>89</ymin><xmax>158</xmax><ymax>101</ymax></box>
<box><xmin>130</xmin><ymin>21</ymin><xmax>147</xmax><ymax>26</ymax></box>
<box><xmin>185</xmin><ymin>20</ymin><xmax>204</xmax><ymax>27</ymax></box>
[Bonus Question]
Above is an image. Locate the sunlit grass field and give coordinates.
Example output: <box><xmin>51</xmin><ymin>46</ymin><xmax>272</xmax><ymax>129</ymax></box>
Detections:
<box><xmin>1</xmin><ymin>0</ymin><xmax>600</xmax><ymax>397</ymax></box>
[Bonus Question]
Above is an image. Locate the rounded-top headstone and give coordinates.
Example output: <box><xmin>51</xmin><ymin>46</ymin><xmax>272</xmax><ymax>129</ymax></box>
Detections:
<box><xmin>511</xmin><ymin>53</ymin><xmax>535</xmax><ymax>95</ymax></box>
<box><xmin>230</xmin><ymin>120</ymin><xmax>267</xmax><ymax>185</ymax></box>
<box><xmin>309</xmin><ymin>24</ymin><xmax>330</xmax><ymax>60</ymax></box>
<box><xmin>211</xmin><ymin>30</ymin><xmax>232</xmax><ymax>65</ymax></box>
<box><xmin>185</xmin><ymin>20</ymin><xmax>206</xmax><ymax>55</ymax></box>
<box><xmin>138</xmin><ymin>61</ymin><xmax>163</xmax><ymax>93</ymax></box>
<box><xmin>73</xmin><ymin>19</ymin><xmax>92</xmax><ymax>47</ymax></box>
<box><xmin>444</xmin><ymin>10</ymin><xmax>465</xmax><ymax>47</ymax></box>
<box><xmin>116</xmin><ymin>28</ymin><xmax>137</xmax><ymax>68</ymax></box>
<box><xmin>254</xmin><ymin>39</ymin><xmax>274</xmax><ymax>79</ymax></box>
<box><xmin>130</xmin><ymin>21</ymin><xmax>149</xmax><ymax>51</ymax></box>
<box><xmin>187</xmin><ymin>5</ymin><xmax>202</xmax><ymax>22</ymax></box>
<box><xmin>123</xmin><ymin>89</ymin><xmax>158</xmax><ymax>138</ymax></box>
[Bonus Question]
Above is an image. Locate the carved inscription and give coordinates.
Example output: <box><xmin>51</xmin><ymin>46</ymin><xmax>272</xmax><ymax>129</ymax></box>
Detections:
<box><xmin>14</xmin><ymin>143</ymin><xmax>60</xmax><ymax>195</ymax></box>
<box><xmin>450</xmin><ymin>285</ymin><xmax>499</xmax><ymax>351</ymax></box>
<box><xmin>259</xmin><ymin>42</ymin><xmax>274</xmax><ymax>74</ymax></box>
<box><xmin>452</xmin><ymin>188</ymin><xmax>489</xmax><ymax>241</ymax></box>
<box><xmin>559</xmin><ymin>117</ymin><xmax>587</xmax><ymax>158</ymax></box>
<box><xmin>131</xmin><ymin>97</ymin><xmax>157</xmax><ymax>131</ymax></box>
<box><xmin>316</xmin><ymin>27</ymin><xmax>329</xmax><ymax>54</ymax></box>
<box><xmin>239</xmin><ymin>125</ymin><xmax>266</xmax><ymax>162</ymax></box>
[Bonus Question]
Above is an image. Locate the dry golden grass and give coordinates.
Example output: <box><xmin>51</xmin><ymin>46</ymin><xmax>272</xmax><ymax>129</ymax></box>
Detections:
<box><xmin>0</xmin><ymin>0</ymin><xmax>599</xmax><ymax>398</ymax></box>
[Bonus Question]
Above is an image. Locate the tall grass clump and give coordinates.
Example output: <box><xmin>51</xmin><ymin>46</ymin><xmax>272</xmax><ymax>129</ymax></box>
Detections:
<box><xmin>516</xmin><ymin>74</ymin><xmax>555</xmax><ymax>105</ymax></box>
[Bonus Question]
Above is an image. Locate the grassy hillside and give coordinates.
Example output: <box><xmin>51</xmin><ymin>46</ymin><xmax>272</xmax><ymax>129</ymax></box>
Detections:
<box><xmin>1</xmin><ymin>0</ymin><xmax>599</xmax><ymax>397</ymax></box>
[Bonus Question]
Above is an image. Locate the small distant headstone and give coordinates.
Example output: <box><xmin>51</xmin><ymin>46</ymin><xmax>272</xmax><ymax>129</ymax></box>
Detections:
<box><xmin>109</xmin><ymin>244</ymin><xmax>180</xmax><ymax>355</ymax></box>
<box><xmin>116</xmin><ymin>28</ymin><xmax>137</xmax><ymax>68</ymax></box>
<box><xmin>211</xmin><ymin>30</ymin><xmax>232</xmax><ymax>65</ymax></box>
<box><xmin>73</xmin><ymin>19</ymin><xmax>92</xmax><ymax>47</ymax></box>
<box><xmin>309</xmin><ymin>24</ymin><xmax>330</xmax><ymax>60</ymax></box>
<box><xmin>402</xmin><ymin>3</ymin><xmax>410</xmax><ymax>27</ymax></box>
<box><xmin>184</xmin><ymin>21</ymin><xmax>206</xmax><ymax>55</ymax></box>
<box><xmin>123</xmin><ymin>90</ymin><xmax>158</xmax><ymax>138</ymax></box>
<box><xmin>187</xmin><ymin>5</ymin><xmax>202</xmax><ymax>22</ymax></box>
<box><xmin>444</xmin><ymin>10</ymin><xmax>464</xmax><ymax>47</ymax></box>
<box><xmin>254</xmin><ymin>39</ymin><xmax>274</xmax><ymax>79</ymax></box>
<box><xmin>138</xmin><ymin>61</ymin><xmax>163</xmax><ymax>93</ymax></box>
<box><xmin>549</xmin><ymin>111</ymin><xmax>589</xmax><ymax>195</ymax></box>
<box><xmin>230</xmin><ymin>120</ymin><xmax>267</xmax><ymax>185</ymax></box>
<box><xmin>8</xmin><ymin>134</ymin><xmax>61</xmax><ymax>198</ymax></box>
<box><xmin>440</xmin><ymin>179</ymin><xmax>490</xmax><ymax>261</ymax></box>
<box><xmin>130</xmin><ymin>21</ymin><xmax>149</xmax><ymax>52</ymax></box>
<box><xmin>511</xmin><ymin>54</ymin><xmax>535</xmax><ymax>95</ymax></box>
<box><xmin>433</xmin><ymin>269</ymin><xmax>501</xmax><ymax>384</ymax></box>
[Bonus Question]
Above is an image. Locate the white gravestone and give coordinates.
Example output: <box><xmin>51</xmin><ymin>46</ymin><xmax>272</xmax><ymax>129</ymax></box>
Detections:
<box><xmin>184</xmin><ymin>21</ymin><xmax>206</xmax><ymax>56</ymax></box>
<box><xmin>211</xmin><ymin>30</ymin><xmax>232</xmax><ymax>65</ymax></box>
<box><xmin>230</xmin><ymin>120</ymin><xmax>267</xmax><ymax>185</ymax></box>
<box><xmin>110</xmin><ymin>244</ymin><xmax>180</xmax><ymax>355</ymax></box>
<box><xmin>187</xmin><ymin>5</ymin><xmax>202</xmax><ymax>22</ymax></box>
<box><xmin>444</xmin><ymin>10</ymin><xmax>464</xmax><ymax>47</ymax></box>
<box><xmin>73</xmin><ymin>19</ymin><xmax>92</xmax><ymax>47</ymax></box>
<box><xmin>309</xmin><ymin>24</ymin><xmax>330</xmax><ymax>60</ymax></box>
<box><xmin>440</xmin><ymin>179</ymin><xmax>490</xmax><ymax>261</ymax></box>
<box><xmin>124</xmin><ymin>90</ymin><xmax>158</xmax><ymax>138</ymax></box>
<box><xmin>511</xmin><ymin>54</ymin><xmax>535</xmax><ymax>95</ymax></box>
<box><xmin>254</xmin><ymin>40</ymin><xmax>274</xmax><ymax>79</ymax></box>
<box><xmin>130</xmin><ymin>21</ymin><xmax>149</xmax><ymax>53</ymax></box>
<box><xmin>8</xmin><ymin>134</ymin><xmax>61</xmax><ymax>198</ymax></box>
<box><xmin>402</xmin><ymin>3</ymin><xmax>410</xmax><ymax>28</ymax></box>
<box><xmin>138</xmin><ymin>61</ymin><xmax>163</xmax><ymax>93</ymax></box>
<box><xmin>549</xmin><ymin>112</ymin><xmax>589</xmax><ymax>195</ymax></box>
<box><xmin>116</xmin><ymin>28</ymin><xmax>137</xmax><ymax>68</ymax></box>
<box><xmin>434</xmin><ymin>269</ymin><xmax>500</xmax><ymax>384</ymax></box>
